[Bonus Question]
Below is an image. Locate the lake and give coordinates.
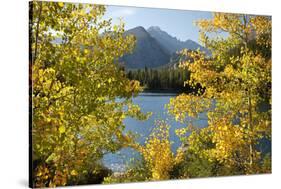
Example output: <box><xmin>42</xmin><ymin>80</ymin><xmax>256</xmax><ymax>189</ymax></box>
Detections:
<box><xmin>102</xmin><ymin>92</ymin><xmax>208</xmax><ymax>172</ymax></box>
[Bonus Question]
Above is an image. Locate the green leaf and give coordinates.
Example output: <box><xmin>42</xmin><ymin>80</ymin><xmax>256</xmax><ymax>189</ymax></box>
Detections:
<box><xmin>46</xmin><ymin>153</ymin><xmax>56</xmax><ymax>162</ymax></box>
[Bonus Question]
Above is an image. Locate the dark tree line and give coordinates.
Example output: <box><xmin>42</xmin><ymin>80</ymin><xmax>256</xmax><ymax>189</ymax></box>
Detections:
<box><xmin>126</xmin><ymin>67</ymin><xmax>196</xmax><ymax>93</ymax></box>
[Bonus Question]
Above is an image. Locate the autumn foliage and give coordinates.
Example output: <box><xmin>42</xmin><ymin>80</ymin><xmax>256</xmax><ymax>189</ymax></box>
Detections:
<box><xmin>30</xmin><ymin>1</ymin><xmax>147</xmax><ymax>187</ymax></box>
<box><xmin>30</xmin><ymin>1</ymin><xmax>271</xmax><ymax>187</ymax></box>
<box><xmin>168</xmin><ymin>13</ymin><xmax>271</xmax><ymax>176</ymax></box>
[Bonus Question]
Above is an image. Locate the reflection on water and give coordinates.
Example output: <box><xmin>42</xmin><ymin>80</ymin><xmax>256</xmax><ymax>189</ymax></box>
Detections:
<box><xmin>102</xmin><ymin>93</ymin><xmax>208</xmax><ymax>172</ymax></box>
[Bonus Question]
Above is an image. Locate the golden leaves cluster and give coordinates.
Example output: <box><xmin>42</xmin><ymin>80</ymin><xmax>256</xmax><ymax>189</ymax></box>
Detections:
<box><xmin>168</xmin><ymin>13</ymin><xmax>271</xmax><ymax>175</ymax></box>
<box><xmin>31</xmin><ymin>1</ymin><xmax>148</xmax><ymax>187</ymax></box>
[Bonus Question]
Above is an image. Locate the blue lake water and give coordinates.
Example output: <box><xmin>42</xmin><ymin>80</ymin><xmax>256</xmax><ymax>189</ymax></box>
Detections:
<box><xmin>102</xmin><ymin>93</ymin><xmax>208</xmax><ymax>172</ymax></box>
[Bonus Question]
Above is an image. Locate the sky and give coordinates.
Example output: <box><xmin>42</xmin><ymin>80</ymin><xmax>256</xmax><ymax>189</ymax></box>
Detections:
<box><xmin>103</xmin><ymin>5</ymin><xmax>213</xmax><ymax>43</ymax></box>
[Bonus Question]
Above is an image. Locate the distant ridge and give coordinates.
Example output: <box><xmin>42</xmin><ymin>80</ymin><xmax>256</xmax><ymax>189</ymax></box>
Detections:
<box><xmin>121</xmin><ymin>26</ymin><xmax>209</xmax><ymax>69</ymax></box>
<box><xmin>147</xmin><ymin>26</ymin><xmax>209</xmax><ymax>55</ymax></box>
<box><xmin>122</xmin><ymin>26</ymin><xmax>170</xmax><ymax>69</ymax></box>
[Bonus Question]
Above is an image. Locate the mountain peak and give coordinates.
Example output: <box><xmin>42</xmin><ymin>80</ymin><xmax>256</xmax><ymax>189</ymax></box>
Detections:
<box><xmin>132</xmin><ymin>26</ymin><xmax>146</xmax><ymax>31</ymax></box>
<box><xmin>147</xmin><ymin>26</ymin><xmax>208</xmax><ymax>54</ymax></box>
<box><xmin>122</xmin><ymin>26</ymin><xmax>210</xmax><ymax>69</ymax></box>
<box><xmin>125</xmin><ymin>26</ymin><xmax>150</xmax><ymax>39</ymax></box>
<box><xmin>122</xmin><ymin>26</ymin><xmax>170</xmax><ymax>69</ymax></box>
<box><xmin>147</xmin><ymin>26</ymin><xmax>162</xmax><ymax>32</ymax></box>
<box><xmin>126</xmin><ymin>26</ymin><xmax>147</xmax><ymax>33</ymax></box>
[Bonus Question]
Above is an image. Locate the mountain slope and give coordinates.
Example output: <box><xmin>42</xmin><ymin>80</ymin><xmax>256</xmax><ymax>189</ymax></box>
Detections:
<box><xmin>121</xmin><ymin>26</ymin><xmax>170</xmax><ymax>69</ymax></box>
<box><xmin>147</xmin><ymin>26</ymin><xmax>208</xmax><ymax>55</ymax></box>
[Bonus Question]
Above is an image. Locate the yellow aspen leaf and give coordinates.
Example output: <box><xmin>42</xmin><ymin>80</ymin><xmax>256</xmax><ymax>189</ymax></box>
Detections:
<box><xmin>58</xmin><ymin>2</ymin><xmax>64</xmax><ymax>7</ymax></box>
<box><xmin>70</xmin><ymin>170</ymin><xmax>78</xmax><ymax>176</ymax></box>
<box><xmin>59</xmin><ymin>125</ymin><xmax>66</xmax><ymax>134</ymax></box>
<box><xmin>84</xmin><ymin>49</ymin><xmax>89</xmax><ymax>54</ymax></box>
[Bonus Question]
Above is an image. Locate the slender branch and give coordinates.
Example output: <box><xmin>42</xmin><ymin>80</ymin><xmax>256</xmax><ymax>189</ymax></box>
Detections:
<box><xmin>32</xmin><ymin>1</ymin><xmax>43</xmax><ymax>65</ymax></box>
<box><xmin>243</xmin><ymin>15</ymin><xmax>254</xmax><ymax>168</ymax></box>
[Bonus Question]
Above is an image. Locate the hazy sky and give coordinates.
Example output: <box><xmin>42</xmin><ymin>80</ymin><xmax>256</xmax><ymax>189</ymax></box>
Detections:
<box><xmin>103</xmin><ymin>5</ymin><xmax>213</xmax><ymax>43</ymax></box>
